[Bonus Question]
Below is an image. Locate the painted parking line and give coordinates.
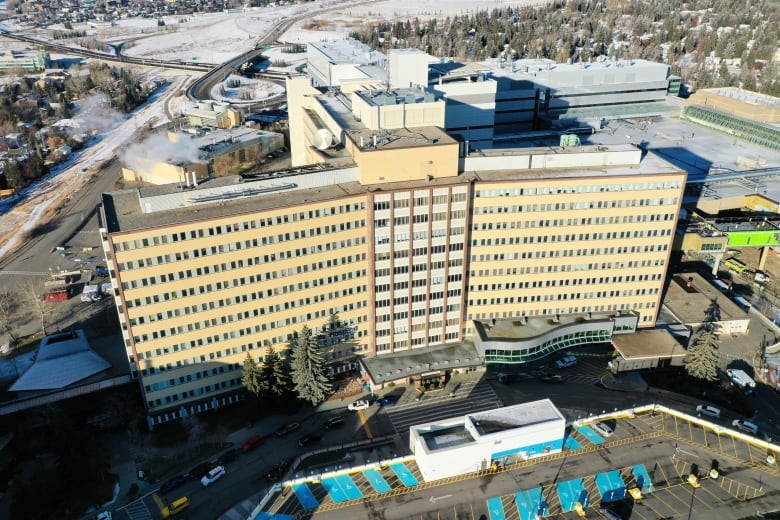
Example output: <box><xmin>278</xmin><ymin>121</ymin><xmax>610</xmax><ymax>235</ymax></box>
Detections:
<box><xmin>575</xmin><ymin>425</ymin><xmax>605</xmax><ymax>445</ymax></box>
<box><xmin>321</xmin><ymin>477</ymin><xmax>349</xmax><ymax>503</ymax></box>
<box><xmin>594</xmin><ymin>470</ymin><xmax>626</xmax><ymax>503</ymax></box>
<box><xmin>334</xmin><ymin>475</ymin><xmax>363</xmax><ymax>500</ymax></box>
<box><xmin>632</xmin><ymin>464</ymin><xmax>656</xmax><ymax>494</ymax></box>
<box><xmin>514</xmin><ymin>487</ymin><xmax>548</xmax><ymax>519</ymax></box>
<box><xmin>357</xmin><ymin>409</ymin><xmax>374</xmax><ymax>439</ymax></box>
<box><xmin>486</xmin><ymin>496</ymin><xmax>506</xmax><ymax>520</ymax></box>
<box><xmin>363</xmin><ymin>469</ymin><xmax>392</xmax><ymax>494</ymax></box>
<box><xmin>390</xmin><ymin>462</ymin><xmax>419</xmax><ymax>487</ymax></box>
<box><xmin>292</xmin><ymin>483</ymin><xmax>319</xmax><ymax>510</ymax></box>
<box><xmin>556</xmin><ymin>477</ymin><xmax>589</xmax><ymax>512</ymax></box>
<box><xmin>564</xmin><ymin>433</ymin><xmax>583</xmax><ymax>450</ymax></box>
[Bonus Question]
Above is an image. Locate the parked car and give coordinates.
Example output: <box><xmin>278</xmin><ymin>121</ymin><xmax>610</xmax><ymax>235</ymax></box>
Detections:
<box><xmin>323</xmin><ymin>416</ymin><xmax>345</xmax><ymax>430</ymax></box>
<box><xmin>188</xmin><ymin>461</ymin><xmax>214</xmax><ymax>479</ymax></box>
<box><xmin>593</xmin><ymin>422</ymin><xmax>614</xmax><ymax>437</ymax></box>
<box><xmin>275</xmin><ymin>421</ymin><xmax>300</xmax><ymax>436</ymax></box>
<box><xmin>539</xmin><ymin>373</ymin><xmax>563</xmax><ymax>383</ymax></box>
<box><xmin>242</xmin><ymin>435</ymin><xmax>264</xmax><ymax>452</ymax></box>
<box><xmin>297</xmin><ymin>433</ymin><xmax>322</xmax><ymax>447</ymax></box>
<box><xmin>217</xmin><ymin>448</ymin><xmax>241</xmax><ymax>465</ymax></box>
<box><xmin>348</xmin><ymin>400</ymin><xmax>370</xmax><ymax>411</ymax></box>
<box><xmin>732</xmin><ymin>419</ymin><xmax>759</xmax><ymax>435</ymax></box>
<box><xmin>95</xmin><ymin>512</ymin><xmax>112</xmax><ymax>520</ymax></box>
<box><xmin>555</xmin><ymin>355</ymin><xmax>578</xmax><ymax>369</ymax></box>
<box><xmin>200</xmin><ymin>465</ymin><xmax>226</xmax><ymax>487</ymax></box>
<box><xmin>375</xmin><ymin>395</ymin><xmax>397</xmax><ymax>407</ymax></box>
<box><xmin>696</xmin><ymin>405</ymin><xmax>721</xmax><ymax>419</ymax></box>
<box><xmin>159</xmin><ymin>474</ymin><xmax>187</xmax><ymax>494</ymax></box>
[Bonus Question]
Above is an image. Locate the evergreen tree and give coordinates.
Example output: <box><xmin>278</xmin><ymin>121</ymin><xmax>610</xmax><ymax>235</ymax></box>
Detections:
<box><xmin>261</xmin><ymin>345</ymin><xmax>290</xmax><ymax>397</ymax></box>
<box><xmin>290</xmin><ymin>326</ymin><xmax>332</xmax><ymax>405</ymax></box>
<box><xmin>241</xmin><ymin>353</ymin><xmax>262</xmax><ymax>395</ymax></box>
<box><xmin>684</xmin><ymin>299</ymin><xmax>721</xmax><ymax>382</ymax></box>
<box><xmin>684</xmin><ymin>326</ymin><xmax>720</xmax><ymax>381</ymax></box>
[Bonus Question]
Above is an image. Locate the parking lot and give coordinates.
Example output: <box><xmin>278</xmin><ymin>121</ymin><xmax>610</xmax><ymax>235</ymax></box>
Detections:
<box><xmin>259</xmin><ymin>407</ymin><xmax>780</xmax><ymax>520</ymax></box>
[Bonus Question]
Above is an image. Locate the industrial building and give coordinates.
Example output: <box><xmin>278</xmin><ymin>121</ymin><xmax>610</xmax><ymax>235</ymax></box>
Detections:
<box><xmin>100</xmin><ymin>47</ymin><xmax>687</xmax><ymax>428</ymax></box>
<box><xmin>0</xmin><ymin>50</ymin><xmax>50</xmax><ymax>72</ymax></box>
<box><xmin>299</xmin><ymin>39</ymin><xmax>677</xmax><ymax>157</ymax></box>
<box><xmin>120</xmin><ymin>127</ymin><xmax>285</xmax><ymax>185</ymax></box>
<box><xmin>409</xmin><ymin>400</ymin><xmax>566</xmax><ymax>481</ymax></box>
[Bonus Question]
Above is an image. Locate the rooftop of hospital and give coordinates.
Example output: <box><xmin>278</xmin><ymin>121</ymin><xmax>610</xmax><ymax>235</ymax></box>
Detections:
<box><xmin>361</xmin><ymin>342</ymin><xmax>481</xmax><ymax>385</ymax></box>
<box><xmin>662</xmin><ymin>272</ymin><xmax>750</xmax><ymax>324</ymax></box>
<box><xmin>475</xmin><ymin>312</ymin><xmax>623</xmax><ymax>342</ymax></box>
<box><xmin>102</xmin><ymin>138</ymin><xmax>682</xmax><ymax>234</ymax></box>
<box><xmin>612</xmin><ymin>329</ymin><xmax>687</xmax><ymax>360</ymax></box>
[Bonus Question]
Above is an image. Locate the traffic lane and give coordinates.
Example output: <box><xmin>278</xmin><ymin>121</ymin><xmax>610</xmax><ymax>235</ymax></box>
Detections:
<box><xmin>0</xmin><ymin>160</ymin><xmax>120</xmax><ymax>290</ymax></box>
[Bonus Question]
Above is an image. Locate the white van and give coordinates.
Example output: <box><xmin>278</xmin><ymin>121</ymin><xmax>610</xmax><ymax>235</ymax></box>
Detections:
<box><xmin>732</xmin><ymin>419</ymin><xmax>759</xmax><ymax>435</ymax></box>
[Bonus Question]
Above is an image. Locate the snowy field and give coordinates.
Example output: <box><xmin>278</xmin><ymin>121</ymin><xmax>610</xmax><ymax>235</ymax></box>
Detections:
<box><xmin>0</xmin><ymin>0</ymin><xmax>551</xmax><ymax>261</ymax></box>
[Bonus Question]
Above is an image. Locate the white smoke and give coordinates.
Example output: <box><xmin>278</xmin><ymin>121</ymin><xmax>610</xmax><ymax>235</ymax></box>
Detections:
<box><xmin>73</xmin><ymin>93</ymin><xmax>125</xmax><ymax>134</ymax></box>
<box><xmin>120</xmin><ymin>132</ymin><xmax>204</xmax><ymax>174</ymax></box>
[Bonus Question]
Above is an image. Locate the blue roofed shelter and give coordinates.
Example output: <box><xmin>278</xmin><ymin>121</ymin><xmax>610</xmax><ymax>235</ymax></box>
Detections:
<box><xmin>9</xmin><ymin>329</ymin><xmax>111</xmax><ymax>392</ymax></box>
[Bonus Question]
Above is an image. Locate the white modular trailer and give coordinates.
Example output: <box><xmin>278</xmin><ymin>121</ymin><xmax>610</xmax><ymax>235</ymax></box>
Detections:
<box><xmin>727</xmin><ymin>368</ymin><xmax>756</xmax><ymax>389</ymax></box>
<box><xmin>409</xmin><ymin>399</ymin><xmax>566</xmax><ymax>482</ymax></box>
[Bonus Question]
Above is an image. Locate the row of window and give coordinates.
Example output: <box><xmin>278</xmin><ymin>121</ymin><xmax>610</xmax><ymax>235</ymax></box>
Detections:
<box><xmin>376</xmin><ymin>244</ymin><xmax>453</xmax><ymax>261</ymax></box>
<box><xmin>467</xmin><ymin>287</ymin><xmax>659</xmax><ymax>305</ymax></box>
<box><xmin>469</xmin><ymin>260</ymin><xmax>666</xmax><ymax>277</ymax></box>
<box><xmin>375</xmin><ymin>289</ymin><xmax>461</xmax><ymax>308</ymax></box>
<box><xmin>132</xmin><ymin>286</ymin><xmax>367</xmax><ymax>345</ymax></box>
<box><xmin>376</xmin><ymin>330</ymin><xmax>459</xmax><ymax>352</ymax></box>
<box><xmin>471</xmin><ymin>244</ymin><xmax>669</xmax><ymax>263</ymax></box>
<box><xmin>475</xmin><ymin>201</ymin><xmax>678</xmax><ymax>214</ymax></box>
<box><xmin>469</xmin><ymin>274</ymin><xmax>657</xmax><ymax>291</ymax></box>
<box><xmin>373</xmin><ymin>192</ymin><xmax>467</xmax><ymax>211</ymax></box>
<box><xmin>376</xmin><ymin>317</ymin><xmax>459</xmax><ymax>336</ymax></box>
<box><xmin>120</xmin><ymin>234</ymin><xmax>366</xmax><ymax>282</ymax></box>
<box><xmin>472</xmin><ymin>229</ymin><xmax>671</xmax><ymax>246</ymax></box>
<box><xmin>474</xmin><ymin>214</ymin><xmax>674</xmax><ymax>229</ymax></box>
<box><xmin>377</xmin><ymin>304</ymin><xmax>460</xmax><ymax>323</ymax></box>
<box><xmin>116</xmin><ymin>204</ymin><xmax>366</xmax><ymax>252</ymax></box>
<box><xmin>124</xmin><ymin>252</ymin><xmax>367</xmax><ymax>306</ymax></box>
<box><xmin>475</xmin><ymin>181</ymin><xmax>682</xmax><ymax>198</ymax></box>
<box><xmin>145</xmin><ymin>362</ymin><xmax>240</xmax><ymax>392</ymax></box>
<box><xmin>375</xmin><ymin>211</ymin><xmax>462</xmax><ymax>227</ymax></box>
<box><xmin>139</xmin><ymin>317</ymin><xmax>369</xmax><ymax>374</ymax></box>
<box><xmin>147</xmin><ymin>376</ymin><xmax>242</xmax><ymax>409</ymax></box>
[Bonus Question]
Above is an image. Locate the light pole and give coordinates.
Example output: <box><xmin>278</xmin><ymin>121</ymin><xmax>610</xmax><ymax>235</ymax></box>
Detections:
<box><xmin>687</xmin><ymin>484</ymin><xmax>697</xmax><ymax>520</ymax></box>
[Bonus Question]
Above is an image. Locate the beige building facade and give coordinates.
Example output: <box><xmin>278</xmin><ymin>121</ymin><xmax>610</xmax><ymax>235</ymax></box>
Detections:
<box><xmin>100</xmin><ymin>140</ymin><xmax>684</xmax><ymax>427</ymax></box>
<box><xmin>99</xmin><ymin>56</ymin><xmax>685</xmax><ymax>428</ymax></box>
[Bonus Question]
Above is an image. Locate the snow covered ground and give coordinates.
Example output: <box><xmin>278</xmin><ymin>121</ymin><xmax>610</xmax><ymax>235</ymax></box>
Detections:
<box><xmin>0</xmin><ymin>0</ymin><xmax>551</xmax><ymax>262</ymax></box>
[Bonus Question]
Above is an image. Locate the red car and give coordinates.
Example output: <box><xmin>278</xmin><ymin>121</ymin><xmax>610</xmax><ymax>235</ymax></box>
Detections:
<box><xmin>242</xmin><ymin>435</ymin><xmax>264</xmax><ymax>452</ymax></box>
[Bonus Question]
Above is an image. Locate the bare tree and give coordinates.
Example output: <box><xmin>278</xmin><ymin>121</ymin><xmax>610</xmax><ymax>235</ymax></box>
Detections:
<box><xmin>22</xmin><ymin>279</ymin><xmax>57</xmax><ymax>336</ymax></box>
<box><xmin>0</xmin><ymin>287</ymin><xmax>20</xmax><ymax>343</ymax></box>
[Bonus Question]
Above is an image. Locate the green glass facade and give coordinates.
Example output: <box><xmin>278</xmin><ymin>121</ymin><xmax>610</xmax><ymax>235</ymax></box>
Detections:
<box><xmin>484</xmin><ymin>327</ymin><xmax>613</xmax><ymax>364</ymax></box>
